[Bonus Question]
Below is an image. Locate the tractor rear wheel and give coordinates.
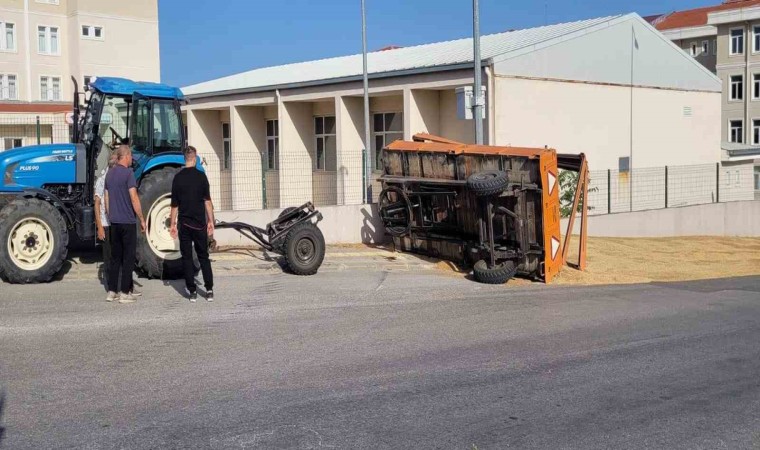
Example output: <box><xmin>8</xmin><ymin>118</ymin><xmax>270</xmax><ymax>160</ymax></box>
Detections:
<box><xmin>282</xmin><ymin>222</ymin><xmax>325</xmax><ymax>276</ymax></box>
<box><xmin>0</xmin><ymin>198</ymin><xmax>68</xmax><ymax>283</ymax></box>
<box><xmin>136</xmin><ymin>166</ymin><xmax>192</xmax><ymax>279</ymax></box>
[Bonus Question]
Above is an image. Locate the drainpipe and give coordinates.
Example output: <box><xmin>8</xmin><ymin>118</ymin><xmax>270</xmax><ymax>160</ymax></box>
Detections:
<box><xmin>484</xmin><ymin>64</ymin><xmax>495</xmax><ymax>145</ymax></box>
<box><xmin>746</xmin><ymin>22</ymin><xmax>751</xmax><ymax>146</ymax></box>
<box><xmin>23</xmin><ymin>0</ymin><xmax>32</xmax><ymax>102</ymax></box>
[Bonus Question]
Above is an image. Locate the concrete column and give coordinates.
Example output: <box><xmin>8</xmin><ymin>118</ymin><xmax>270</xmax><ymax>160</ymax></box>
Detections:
<box><xmin>405</xmin><ymin>88</ymin><xmax>441</xmax><ymax>139</ymax></box>
<box><xmin>336</xmin><ymin>96</ymin><xmax>365</xmax><ymax>205</ymax></box>
<box><xmin>279</xmin><ymin>101</ymin><xmax>314</xmax><ymax>205</ymax></box>
<box><xmin>187</xmin><ymin>108</ymin><xmax>225</xmax><ymax>208</ymax></box>
<box><xmin>230</xmin><ymin>105</ymin><xmax>265</xmax><ymax>210</ymax></box>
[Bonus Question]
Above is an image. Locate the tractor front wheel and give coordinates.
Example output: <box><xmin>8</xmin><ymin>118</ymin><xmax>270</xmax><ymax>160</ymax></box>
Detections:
<box><xmin>0</xmin><ymin>198</ymin><xmax>68</xmax><ymax>283</ymax></box>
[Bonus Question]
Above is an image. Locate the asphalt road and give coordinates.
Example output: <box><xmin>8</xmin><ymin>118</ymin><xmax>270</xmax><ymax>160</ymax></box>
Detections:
<box><xmin>1</xmin><ymin>271</ymin><xmax>759</xmax><ymax>449</ymax></box>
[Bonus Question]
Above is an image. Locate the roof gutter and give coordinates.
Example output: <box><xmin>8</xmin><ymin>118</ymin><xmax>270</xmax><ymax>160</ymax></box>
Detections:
<box><xmin>184</xmin><ymin>62</ymin><xmax>484</xmax><ymax>100</ymax></box>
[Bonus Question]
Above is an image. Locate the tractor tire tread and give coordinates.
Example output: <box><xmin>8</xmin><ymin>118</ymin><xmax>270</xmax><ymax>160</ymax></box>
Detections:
<box><xmin>0</xmin><ymin>198</ymin><xmax>68</xmax><ymax>284</ymax></box>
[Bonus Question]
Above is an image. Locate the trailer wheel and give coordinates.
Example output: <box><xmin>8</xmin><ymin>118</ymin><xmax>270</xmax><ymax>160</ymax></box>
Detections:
<box><xmin>283</xmin><ymin>222</ymin><xmax>325</xmax><ymax>276</ymax></box>
<box><xmin>473</xmin><ymin>259</ymin><xmax>518</xmax><ymax>284</ymax></box>
<box><xmin>467</xmin><ymin>170</ymin><xmax>509</xmax><ymax>197</ymax></box>
<box><xmin>136</xmin><ymin>166</ymin><xmax>192</xmax><ymax>279</ymax></box>
<box><xmin>379</xmin><ymin>186</ymin><xmax>413</xmax><ymax>236</ymax></box>
<box><xmin>0</xmin><ymin>198</ymin><xmax>68</xmax><ymax>284</ymax></box>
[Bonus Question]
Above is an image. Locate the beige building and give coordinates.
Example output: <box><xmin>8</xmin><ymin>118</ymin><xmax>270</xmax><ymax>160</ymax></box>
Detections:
<box><xmin>0</xmin><ymin>0</ymin><xmax>160</xmax><ymax>149</ymax></box>
<box><xmin>181</xmin><ymin>14</ymin><xmax>740</xmax><ymax>214</ymax></box>
<box><xmin>654</xmin><ymin>0</ymin><xmax>760</xmax><ymax>196</ymax></box>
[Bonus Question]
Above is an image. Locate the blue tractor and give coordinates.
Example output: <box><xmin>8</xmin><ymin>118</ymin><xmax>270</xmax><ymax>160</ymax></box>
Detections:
<box><xmin>0</xmin><ymin>77</ymin><xmax>194</xmax><ymax>283</ymax></box>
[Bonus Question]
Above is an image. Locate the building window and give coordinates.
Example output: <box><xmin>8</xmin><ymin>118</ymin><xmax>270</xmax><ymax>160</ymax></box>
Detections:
<box><xmin>314</xmin><ymin>116</ymin><xmax>336</xmax><ymax>171</ymax></box>
<box><xmin>0</xmin><ymin>74</ymin><xmax>17</xmax><ymax>100</ymax></box>
<box><xmin>754</xmin><ymin>120</ymin><xmax>760</xmax><ymax>145</ymax></box>
<box><xmin>690</xmin><ymin>42</ymin><xmax>697</xmax><ymax>56</ymax></box>
<box><xmin>731</xmin><ymin>28</ymin><xmax>744</xmax><ymax>55</ymax></box>
<box><xmin>754</xmin><ymin>26</ymin><xmax>760</xmax><ymax>53</ymax></box>
<box><xmin>702</xmin><ymin>40</ymin><xmax>709</xmax><ymax>55</ymax></box>
<box><xmin>84</xmin><ymin>75</ymin><xmax>93</xmax><ymax>87</ymax></box>
<box><xmin>81</xmin><ymin>25</ymin><xmax>103</xmax><ymax>40</ymax></box>
<box><xmin>37</xmin><ymin>26</ymin><xmax>59</xmax><ymax>55</ymax></box>
<box><xmin>372</xmin><ymin>112</ymin><xmax>403</xmax><ymax>171</ymax></box>
<box><xmin>40</xmin><ymin>76</ymin><xmax>60</xmax><ymax>101</ymax></box>
<box><xmin>3</xmin><ymin>138</ymin><xmax>22</xmax><ymax>150</ymax></box>
<box><xmin>266</xmin><ymin>119</ymin><xmax>279</xmax><ymax>171</ymax></box>
<box><xmin>730</xmin><ymin>120</ymin><xmax>743</xmax><ymax>143</ymax></box>
<box><xmin>754</xmin><ymin>74</ymin><xmax>760</xmax><ymax>100</ymax></box>
<box><xmin>0</xmin><ymin>22</ymin><xmax>15</xmax><ymax>51</ymax></box>
<box><xmin>754</xmin><ymin>166</ymin><xmax>760</xmax><ymax>191</ymax></box>
<box><xmin>730</xmin><ymin>75</ymin><xmax>744</xmax><ymax>101</ymax></box>
<box><xmin>222</xmin><ymin>122</ymin><xmax>231</xmax><ymax>171</ymax></box>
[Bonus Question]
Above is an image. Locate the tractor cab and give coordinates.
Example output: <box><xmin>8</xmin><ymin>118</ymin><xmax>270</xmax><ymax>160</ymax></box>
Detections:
<box><xmin>78</xmin><ymin>77</ymin><xmax>186</xmax><ymax>179</ymax></box>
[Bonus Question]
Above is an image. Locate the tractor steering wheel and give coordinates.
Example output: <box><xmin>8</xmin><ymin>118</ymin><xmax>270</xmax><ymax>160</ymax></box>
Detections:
<box><xmin>107</xmin><ymin>127</ymin><xmax>125</xmax><ymax>150</ymax></box>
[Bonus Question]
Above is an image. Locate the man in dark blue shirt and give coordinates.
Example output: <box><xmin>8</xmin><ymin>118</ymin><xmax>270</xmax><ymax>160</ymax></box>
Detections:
<box><xmin>169</xmin><ymin>146</ymin><xmax>215</xmax><ymax>302</ymax></box>
<box><xmin>105</xmin><ymin>145</ymin><xmax>146</xmax><ymax>303</ymax></box>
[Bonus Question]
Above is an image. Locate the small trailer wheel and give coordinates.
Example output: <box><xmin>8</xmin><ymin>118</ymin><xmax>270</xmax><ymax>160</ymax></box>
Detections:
<box><xmin>467</xmin><ymin>170</ymin><xmax>509</xmax><ymax>197</ymax></box>
<box><xmin>283</xmin><ymin>222</ymin><xmax>325</xmax><ymax>276</ymax></box>
<box><xmin>473</xmin><ymin>259</ymin><xmax>518</xmax><ymax>284</ymax></box>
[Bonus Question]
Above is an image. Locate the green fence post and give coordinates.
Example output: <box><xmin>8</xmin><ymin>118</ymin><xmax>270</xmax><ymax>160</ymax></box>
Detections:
<box><xmin>715</xmin><ymin>162</ymin><xmax>720</xmax><ymax>203</ymax></box>
<box><xmin>261</xmin><ymin>153</ymin><xmax>267</xmax><ymax>210</ymax></box>
<box><xmin>362</xmin><ymin>148</ymin><xmax>367</xmax><ymax>204</ymax></box>
<box><xmin>36</xmin><ymin>116</ymin><xmax>41</xmax><ymax>145</ymax></box>
<box><xmin>607</xmin><ymin>169</ymin><xmax>611</xmax><ymax>214</ymax></box>
<box><xmin>665</xmin><ymin>166</ymin><xmax>669</xmax><ymax>208</ymax></box>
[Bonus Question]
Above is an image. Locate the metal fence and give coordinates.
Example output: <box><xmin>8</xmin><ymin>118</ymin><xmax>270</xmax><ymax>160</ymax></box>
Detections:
<box><xmin>200</xmin><ymin>150</ymin><xmax>370</xmax><ymax>211</ymax></box>
<box><xmin>0</xmin><ymin>114</ymin><xmax>71</xmax><ymax>150</ymax></box>
<box><xmin>580</xmin><ymin>162</ymin><xmax>755</xmax><ymax>217</ymax></box>
<box><xmin>0</xmin><ymin>115</ymin><xmax>753</xmax><ymax>214</ymax></box>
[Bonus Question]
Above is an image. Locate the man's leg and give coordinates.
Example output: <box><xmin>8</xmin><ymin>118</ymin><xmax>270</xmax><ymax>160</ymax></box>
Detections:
<box><xmin>108</xmin><ymin>225</ymin><xmax>123</xmax><ymax>294</ymax></box>
<box><xmin>102</xmin><ymin>226</ymin><xmax>111</xmax><ymax>287</ymax></box>
<box><xmin>121</xmin><ymin>224</ymin><xmax>137</xmax><ymax>295</ymax></box>
<box><xmin>179</xmin><ymin>225</ymin><xmax>196</xmax><ymax>293</ymax></box>
<box><xmin>192</xmin><ymin>227</ymin><xmax>213</xmax><ymax>291</ymax></box>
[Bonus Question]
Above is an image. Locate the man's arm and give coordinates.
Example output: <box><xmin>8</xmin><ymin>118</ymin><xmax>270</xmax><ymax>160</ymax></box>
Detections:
<box><xmin>94</xmin><ymin>196</ymin><xmax>105</xmax><ymax>241</ymax></box>
<box><xmin>104</xmin><ymin>190</ymin><xmax>109</xmax><ymax>217</ymax></box>
<box><xmin>203</xmin><ymin>175</ymin><xmax>214</xmax><ymax>236</ymax></box>
<box><xmin>129</xmin><ymin>188</ymin><xmax>146</xmax><ymax>233</ymax></box>
<box><xmin>170</xmin><ymin>206</ymin><xmax>178</xmax><ymax>239</ymax></box>
<box><xmin>205</xmin><ymin>199</ymin><xmax>215</xmax><ymax>236</ymax></box>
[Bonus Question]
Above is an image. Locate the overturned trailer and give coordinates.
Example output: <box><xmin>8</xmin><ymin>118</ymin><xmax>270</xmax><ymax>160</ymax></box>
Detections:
<box><xmin>378</xmin><ymin>134</ymin><xmax>588</xmax><ymax>284</ymax></box>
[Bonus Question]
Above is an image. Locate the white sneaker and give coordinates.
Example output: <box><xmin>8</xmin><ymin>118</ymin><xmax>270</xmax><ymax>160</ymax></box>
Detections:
<box><xmin>130</xmin><ymin>288</ymin><xmax>143</xmax><ymax>297</ymax></box>
<box><xmin>106</xmin><ymin>291</ymin><xmax>118</xmax><ymax>302</ymax></box>
<box><xmin>118</xmin><ymin>293</ymin><xmax>136</xmax><ymax>304</ymax></box>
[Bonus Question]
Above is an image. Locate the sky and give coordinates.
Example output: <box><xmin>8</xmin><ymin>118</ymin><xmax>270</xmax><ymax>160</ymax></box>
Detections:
<box><xmin>158</xmin><ymin>0</ymin><xmax>718</xmax><ymax>88</ymax></box>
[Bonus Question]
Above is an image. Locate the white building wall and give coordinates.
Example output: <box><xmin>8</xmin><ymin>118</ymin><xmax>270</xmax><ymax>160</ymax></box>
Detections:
<box><xmin>493</xmin><ymin>76</ymin><xmax>722</xmax><ymax>170</ymax></box>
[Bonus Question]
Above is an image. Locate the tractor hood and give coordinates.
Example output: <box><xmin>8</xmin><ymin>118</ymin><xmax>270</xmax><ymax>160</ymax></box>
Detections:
<box><xmin>0</xmin><ymin>143</ymin><xmax>85</xmax><ymax>192</ymax></box>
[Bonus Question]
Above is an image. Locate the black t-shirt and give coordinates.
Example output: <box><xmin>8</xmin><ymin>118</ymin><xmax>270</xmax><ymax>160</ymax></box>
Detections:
<box><xmin>170</xmin><ymin>167</ymin><xmax>211</xmax><ymax>229</ymax></box>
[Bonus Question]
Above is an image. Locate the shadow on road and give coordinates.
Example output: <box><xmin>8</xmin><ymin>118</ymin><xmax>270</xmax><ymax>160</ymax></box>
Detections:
<box><xmin>0</xmin><ymin>389</ymin><xmax>6</xmax><ymax>445</ymax></box>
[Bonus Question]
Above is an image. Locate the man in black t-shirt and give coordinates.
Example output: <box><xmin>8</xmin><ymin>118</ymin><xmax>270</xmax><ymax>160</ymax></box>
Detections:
<box><xmin>169</xmin><ymin>146</ymin><xmax>215</xmax><ymax>302</ymax></box>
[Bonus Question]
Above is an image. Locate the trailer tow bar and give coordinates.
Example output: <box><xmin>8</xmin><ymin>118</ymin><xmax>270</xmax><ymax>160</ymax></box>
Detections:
<box><xmin>212</xmin><ymin>202</ymin><xmax>326</xmax><ymax>275</ymax></box>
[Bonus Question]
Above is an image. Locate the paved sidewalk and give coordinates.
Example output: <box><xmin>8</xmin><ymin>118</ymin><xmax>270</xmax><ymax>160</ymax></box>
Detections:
<box><xmin>57</xmin><ymin>245</ymin><xmax>440</xmax><ymax>281</ymax></box>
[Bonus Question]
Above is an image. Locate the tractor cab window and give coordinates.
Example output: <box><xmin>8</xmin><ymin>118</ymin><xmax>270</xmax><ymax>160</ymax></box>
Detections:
<box><xmin>152</xmin><ymin>101</ymin><xmax>182</xmax><ymax>154</ymax></box>
<box><xmin>131</xmin><ymin>97</ymin><xmax>183</xmax><ymax>155</ymax></box>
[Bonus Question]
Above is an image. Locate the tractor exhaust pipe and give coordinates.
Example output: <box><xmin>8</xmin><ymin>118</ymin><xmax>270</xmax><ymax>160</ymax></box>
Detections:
<box><xmin>71</xmin><ymin>76</ymin><xmax>80</xmax><ymax>143</ymax></box>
